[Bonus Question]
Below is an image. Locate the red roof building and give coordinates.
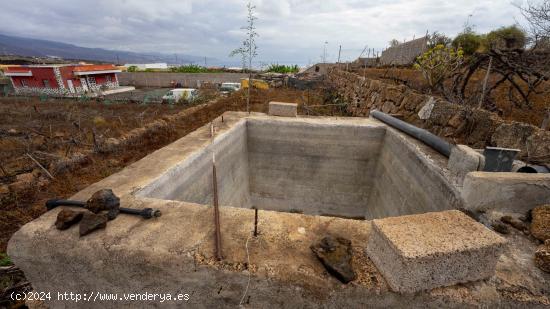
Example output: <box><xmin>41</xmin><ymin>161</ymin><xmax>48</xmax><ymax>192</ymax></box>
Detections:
<box><xmin>4</xmin><ymin>64</ymin><xmax>122</xmax><ymax>97</ymax></box>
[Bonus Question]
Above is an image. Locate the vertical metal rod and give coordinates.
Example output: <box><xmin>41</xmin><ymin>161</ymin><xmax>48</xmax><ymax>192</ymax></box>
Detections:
<box><xmin>211</xmin><ymin>121</ymin><xmax>222</xmax><ymax>261</ymax></box>
<box><xmin>253</xmin><ymin>207</ymin><xmax>258</xmax><ymax>237</ymax></box>
<box><xmin>213</xmin><ymin>162</ymin><xmax>222</xmax><ymax>261</ymax></box>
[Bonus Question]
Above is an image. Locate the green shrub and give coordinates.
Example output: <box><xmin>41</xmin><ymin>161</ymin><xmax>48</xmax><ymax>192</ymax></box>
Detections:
<box><xmin>266</xmin><ymin>64</ymin><xmax>299</xmax><ymax>74</ymax></box>
<box><xmin>127</xmin><ymin>66</ymin><xmax>138</xmax><ymax>72</ymax></box>
<box><xmin>414</xmin><ymin>44</ymin><xmax>464</xmax><ymax>90</ymax></box>
<box><xmin>0</xmin><ymin>252</ymin><xmax>12</xmax><ymax>266</ymax></box>
<box><xmin>169</xmin><ymin>65</ymin><xmax>224</xmax><ymax>73</ymax></box>
<box><xmin>485</xmin><ymin>25</ymin><xmax>527</xmax><ymax>50</ymax></box>
<box><xmin>452</xmin><ymin>30</ymin><xmax>483</xmax><ymax>55</ymax></box>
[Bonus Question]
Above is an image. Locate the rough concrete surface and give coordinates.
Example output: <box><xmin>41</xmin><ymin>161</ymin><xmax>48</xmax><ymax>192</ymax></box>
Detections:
<box><xmin>447</xmin><ymin>145</ymin><xmax>485</xmax><ymax>186</ymax></box>
<box><xmin>366</xmin><ymin>210</ymin><xmax>507</xmax><ymax>293</ymax></box>
<box><xmin>7</xmin><ymin>112</ymin><xmax>550</xmax><ymax>308</ymax></box>
<box><xmin>462</xmin><ymin>172</ymin><xmax>550</xmax><ymax>213</ymax></box>
<box><xmin>268</xmin><ymin>101</ymin><xmax>298</xmax><ymax>117</ymax></box>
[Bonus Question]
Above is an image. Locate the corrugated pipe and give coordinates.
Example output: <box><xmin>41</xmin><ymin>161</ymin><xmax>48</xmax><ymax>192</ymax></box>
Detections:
<box><xmin>517</xmin><ymin>165</ymin><xmax>550</xmax><ymax>174</ymax></box>
<box><xmin>370</xmin><ymin>110</ymin><xmax>452</xmax><ymax>157</ymax></box>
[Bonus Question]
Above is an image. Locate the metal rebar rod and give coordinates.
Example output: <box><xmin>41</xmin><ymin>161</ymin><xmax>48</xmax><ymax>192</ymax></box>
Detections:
<box><xmin>212</xmin><ymin>162</ymin><xmax>223</xmax><ymax>261</ymax></box>
<box><xmin>253</xmin><ymin>207</ymin><xmax>258</xmax><ymax>237</ymax></box>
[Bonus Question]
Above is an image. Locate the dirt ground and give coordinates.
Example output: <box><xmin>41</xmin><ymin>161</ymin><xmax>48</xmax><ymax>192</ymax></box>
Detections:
<box><xmin>0</xmin><ymin>87</ymin><xmax>334</xmax><ymax>307</ymax></box>
<box><xmin>0</xmin><ymin>87</ymin><xmax>330</xmax><ymax>252</ymax></box>
<box><xmin>353</xmin><ymin>67</ymin><xmax>550</xmax><ymax>127</ymax></box>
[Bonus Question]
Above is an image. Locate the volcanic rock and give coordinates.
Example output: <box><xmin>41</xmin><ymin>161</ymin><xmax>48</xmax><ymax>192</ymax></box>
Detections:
<box><xmin>86</xmin><ymin>189</ymin><xmax>120</xmax><ymax>220</ymax></box>
<box><xmin>55</xmin><ymin>209</ymin><xmax>84</xmax><ymax>230</ymax></box>
<box><xmin>311</xmin><ymin>236</ymin><xmax>356</xmax><ymax>283</ymax></box>
<box><xmin>79</xmin><ymin>213</ymin><xmax>108</xmax><ymax>236</ymax></box>
<box><xmin>535</xmin><ymin>240</ymin><xmax>550</xmax><ymax>273</ymax></box>
<box><xmin>531</xmin><ymin>205</ymin><xmax>550</xmax><ymax>242</ymax></box>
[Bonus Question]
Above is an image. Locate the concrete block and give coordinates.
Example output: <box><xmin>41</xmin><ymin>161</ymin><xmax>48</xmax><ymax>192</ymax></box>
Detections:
<box><xmin>462</xmin><ymin>172</ymin><xmax>550</xmax><ymax>213</ymax></box>
<box><xmin>269</xmin><ymin>102</ymin><xmax>297</xmax><ymax>117</ymax></box>
<box><xmin>447</xmin><ymin>145</ymin><xmax>485</xmax><ymax>185</ymax></box>
<box><xmin>366</xmin><ymin>210</ymin><xmax>507</xmax><ymax>293</ymax></box>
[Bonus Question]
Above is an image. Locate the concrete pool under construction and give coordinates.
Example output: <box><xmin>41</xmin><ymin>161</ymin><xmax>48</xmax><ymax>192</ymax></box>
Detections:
<box><xmin>137</xmin><ymin>114</ymin><xmax>461</xmax><ymax>220</ymax></box>
<box><xmin>7</xmin><ymin>110</ymin><xmax>550</xmax><ymax>308</ymax></box>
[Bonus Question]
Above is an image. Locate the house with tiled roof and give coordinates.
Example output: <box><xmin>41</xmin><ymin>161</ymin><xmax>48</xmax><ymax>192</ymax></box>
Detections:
<box><xmin>3</xmin><ymin>64</ymin><xmax>130</xmax><ymax>97</ymax></box>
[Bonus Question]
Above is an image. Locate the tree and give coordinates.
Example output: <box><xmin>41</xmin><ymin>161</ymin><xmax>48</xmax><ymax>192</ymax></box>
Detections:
<box><xmin>428</xmin><ymin>32</ymin><xmax>452</xmax><ymax>48</ymax></box>
<box><xmin>388</xmin><ymin>39</ymin><xmax>400</xmax><ymax>47</ymax></box>
<box><xmin>485</xmin><ymin>25</ymin><xmax>527</xmax><ymax>50</ymax></box>
<box><xmin>414</xmin><ymin>44</ymin><xmax>464</xmax><ymax>92</ymax></box>
<box><xmin>229</xmin><ymin>46</ymin><xmax>247</xmax><ymax>72</ymax></box>
<box><xmin>452</xmin><ymin>28</ymin><xmax>483</xmax><ymax>55</ymax></box>
<box><xmin>231</xmin><ymin>2</ymin><xmax>258</xmax><ymax>113</ymax></box>
<box><xmin>518</xmin><ymin>0</ymin><xmax>550</xmax><ymax>44</ymax></box>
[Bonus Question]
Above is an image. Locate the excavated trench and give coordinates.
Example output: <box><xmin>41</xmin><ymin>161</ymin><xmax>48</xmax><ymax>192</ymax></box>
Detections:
<box><xmin>137</xmin><ymin>117</ymin><xmax>461</xmax><ymax>219</ymax></box>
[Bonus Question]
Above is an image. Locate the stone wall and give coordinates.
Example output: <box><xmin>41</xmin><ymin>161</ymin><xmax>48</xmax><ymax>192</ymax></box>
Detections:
<box><xmin>327</xmin><ymin>69</ymin><xmax>550</xmax><ymax>163</ymax></box>
<box><xmin>379</xmin><ymin>36</ymin><xmax>428</xmax><ymax>66</ymax></box>
<box><xmin>118</xmin><ymin>72</ymin><xmax>249</xmax><ymax>88</ymax></box>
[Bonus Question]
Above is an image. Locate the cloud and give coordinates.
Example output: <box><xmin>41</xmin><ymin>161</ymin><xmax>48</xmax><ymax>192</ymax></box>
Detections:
<box><xmin>0</xmin><ymin>0</ymin><xmax>527</xmax><ymax>65</ymax></box>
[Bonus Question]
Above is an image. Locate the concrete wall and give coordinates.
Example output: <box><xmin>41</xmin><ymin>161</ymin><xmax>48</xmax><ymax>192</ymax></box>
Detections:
<box><xmin>118</xmin><ymin>72</ymin><xmax>249</xmax><ymax>88</ymax></box>
<box><xmin>138</xmin><ymin>120</ymin><xmax>251</xmax><ymax>208</ymax></box>
<box><xmin>247</xmin><ymin>118</ymin><xmax>385</xmax><ymax>218</ymax></box>
<box><xmin>139</xmin><ymin>116</ymin><xmax>461</xmax><ymax>220</ymax></box>
<box><xmin>462</xmin><ymin>172</ymin><xmax>550</xmax><ymax>213</ymax></box>
<box><xmin>367</xmin><ymin>129</ymin><xmax>461</xmax><ymax>219</ymax></box>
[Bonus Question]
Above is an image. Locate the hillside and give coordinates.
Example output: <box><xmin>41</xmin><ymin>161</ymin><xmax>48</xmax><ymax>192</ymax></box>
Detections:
<box><xmin>0</xmin><ymin>33</ymin><xmax>214</xmax><ymax>64</ymax></box>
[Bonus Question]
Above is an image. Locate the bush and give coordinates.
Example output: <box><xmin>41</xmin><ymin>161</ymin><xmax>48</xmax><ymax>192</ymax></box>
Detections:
<box><xmin>169</xmin><ymin>65</ymin><xmax>224</xmax><ymax>73</ymax></box>
<box><xmin>414</xmin><ymin>44</ymin><xmax>464</xmax><ymax>91</ymax></box>
<box><xmin>452</xmin><ymin>29</ymin><xmax>483</xmax><ymax>55</ymax></box>
<box><xmin>485</xmin><ymin>25</ymin><xmax>527</xmax><ymax>50</ymax></box>
<box><xmin>266</xmin><ymin>64</ymin><xmax>299</xmax><ymax>74</ymax></box>
<box><xmin>428</xmin><ymin>32</ymin><xmax>452</xmax><ymax>48</ymax></box>
<box><xmin>0</xmin><ymin>252</ymin><xmax>12</xmax><ymax>266</ymax></box>
<box><xmin>127</xmin><ymin>66</ymin><xmax>138</xmax><ymax>72</ymax></box>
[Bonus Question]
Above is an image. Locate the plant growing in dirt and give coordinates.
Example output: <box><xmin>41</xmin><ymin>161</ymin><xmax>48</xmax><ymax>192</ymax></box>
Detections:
<box><xmin>266</xmin><ymin>64</ymin><xmax>299</xmax><ymax>74</ymax></box>
<box><xmin>231</xmin><ymin>1</ymin><xmax>259</xmax><ymax>113</ymax></box>
<box><xmin>485</xmin><ymin>25</ymin><xmax>527</xmax><ymax>51</ymax></box>
<box><xmin>414</xmin><ymin>45</ymin><xmax>464</xmax><ymax>92</ymax></box>
<box><xmin>452</xmin><ymin>28</ymin><xmax>483</xmax><ymax>56</ymax></box>
<box><xmin>127</xmin><ymin>66</ymin><xmax>138</xmax><ymax>72</ymax></box>
<box><xmin>428</xmin><ymin>32</ymin><xmax>452</xmax><ymax>48</ymax></box>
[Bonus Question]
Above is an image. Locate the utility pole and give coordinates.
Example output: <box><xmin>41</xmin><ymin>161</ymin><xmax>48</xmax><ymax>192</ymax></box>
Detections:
<box><xmin>323</xmin><ymin>41</ymin><xmax>328</xmax><ymax>64</ymax></box>
<box><xmin>337</xmin><ymin>45</ymin><xmax>342</xmax><ymax>63</ymax></box>
<box><xmin>204</xmin><ymin>56</ymin><xmax>207</xmax><ymax>67</ymax></box>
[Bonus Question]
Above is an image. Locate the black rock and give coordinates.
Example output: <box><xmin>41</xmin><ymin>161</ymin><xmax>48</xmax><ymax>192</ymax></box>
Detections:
<box><xmin>55</xmin><ymin>209</ymin><xmax>84</xmax><ymax>230</ymax></box>
<box><xmin>311</xmin><ymin>236</ymin><xmax>356</xmax><ymax>283</ymax></box>
<box><xmin>86</xmin><ymin>189</ymin><xmax>120</xmax><ymax>220</ymax></box>
<box><xmin>79</xmin><ymin>213</ymin><xmax>108</xmax><ymax>236</ymax></box>
<box><xmin>492</xmin><ymin>222</ymin><xmax>510</xmax><ymax>234</ymax></box>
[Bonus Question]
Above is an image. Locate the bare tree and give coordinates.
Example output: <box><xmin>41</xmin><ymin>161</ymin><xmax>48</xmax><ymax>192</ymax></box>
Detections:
<box><xmin>388</xmin><ymin>39</ymin><xmax>400</xmax><ymax>47</ymax></box>
<box><xmin>518</xmin><ymin>0</ymin><xmax>550</xmax><ymax>46</ymax></box>
<box><xmin>231</xmin><ymin>2</ymin><xmax>259</xmax><ymax>113</ymax></box>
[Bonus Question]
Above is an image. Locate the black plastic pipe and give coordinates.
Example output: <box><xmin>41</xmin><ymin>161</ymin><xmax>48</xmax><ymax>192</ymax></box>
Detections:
<box><xmin>370</xmin><ymin>110</ymin><xmax>452</xmax><ymax>157</ymax></box>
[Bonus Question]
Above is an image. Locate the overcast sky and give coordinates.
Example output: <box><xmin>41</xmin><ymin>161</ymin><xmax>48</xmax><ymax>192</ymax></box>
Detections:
<box><xmin>0</xmin><ymin>0</ymin><xmax>529</xmax><ymax>65</ymax></box>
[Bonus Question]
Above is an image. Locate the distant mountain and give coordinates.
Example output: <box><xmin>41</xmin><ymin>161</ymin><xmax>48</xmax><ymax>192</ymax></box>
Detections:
<box><xmin>0</xmin><ymin>33</ymin><xmax>216</xmax><ymax>65</ymax></box>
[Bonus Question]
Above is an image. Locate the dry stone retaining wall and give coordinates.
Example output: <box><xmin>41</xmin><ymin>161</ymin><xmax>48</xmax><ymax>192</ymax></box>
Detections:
<box><xmin>327</xmin><ymin>69</ymin><xmax>550</xmax><ymax>163</ymax></box>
